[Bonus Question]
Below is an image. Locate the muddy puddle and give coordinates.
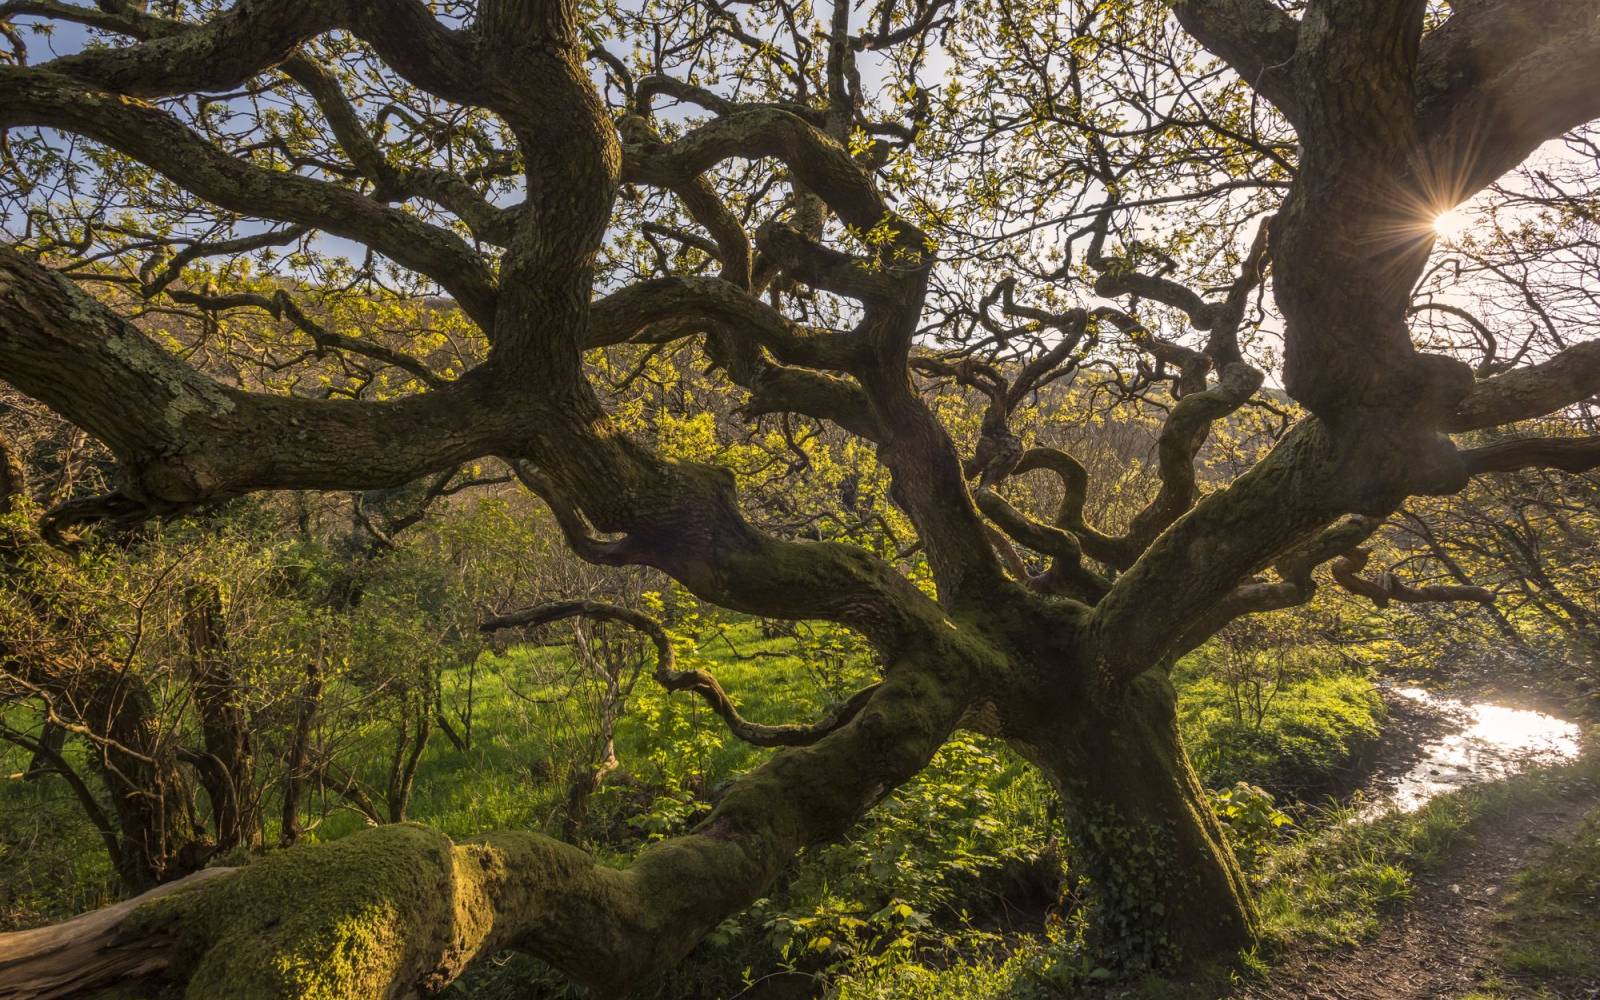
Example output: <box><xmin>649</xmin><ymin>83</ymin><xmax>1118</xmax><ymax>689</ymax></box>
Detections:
<box><xmin>1360</xmin><ymin>687</ymin><xmax>1582</xmax><ymax>815</ymax></box>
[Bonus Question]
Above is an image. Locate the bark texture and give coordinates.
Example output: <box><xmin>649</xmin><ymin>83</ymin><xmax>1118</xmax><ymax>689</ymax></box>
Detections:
<box><xmin>1</xmin><ymin>0</ymin><xmax>1599</xmax><ymax>996</ymax></box>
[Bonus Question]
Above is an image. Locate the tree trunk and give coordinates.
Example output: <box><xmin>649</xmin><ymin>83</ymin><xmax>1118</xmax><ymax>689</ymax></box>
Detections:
<box><xmin>184</xmin><ymin>586</ymin><xmax>261</xmax><ymax>854</ymax></box>
<box><xmin>385</xmin><ymin>694</ymin><xmax>431</xmax><ymax>824</ymax></box>
<box><xmin>1016</xmin><ymin>669</ymin><xmax>1255</xmax><ymax>968</ymax></box>
<box><xmin>280</xmin><ymin>663</ymin><xmax>322</xmax><ymax>848</ymax></box>
<box><xmin>79</xmin><ymin>669</ymin><xmax>209</xmax><ymax>890</ymax></box>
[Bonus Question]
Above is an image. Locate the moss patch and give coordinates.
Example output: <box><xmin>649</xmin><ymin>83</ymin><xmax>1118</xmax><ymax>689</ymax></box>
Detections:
<box><xmin>130</xmin><ymin>824</ymin><xmax>466</xmax><ymax>1000</ymax></box>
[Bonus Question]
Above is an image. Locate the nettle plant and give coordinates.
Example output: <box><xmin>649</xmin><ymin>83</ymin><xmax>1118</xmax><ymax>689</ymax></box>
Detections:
<box><xmin>2</xmin><ymin>0</ymin><xmax>1600</xmax><ymax>997</ymax></box>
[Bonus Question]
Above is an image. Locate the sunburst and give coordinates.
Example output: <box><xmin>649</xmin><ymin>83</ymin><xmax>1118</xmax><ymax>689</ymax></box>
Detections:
<box><xmin>1433</xmin><ymin>208</ymin><xmax>1471</xmax><ymax>240</ymax></box>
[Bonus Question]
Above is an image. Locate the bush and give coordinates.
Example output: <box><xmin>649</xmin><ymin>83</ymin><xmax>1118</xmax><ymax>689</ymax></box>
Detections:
<box><xmin>1176</xmin><ymin>656</ymin><xmax>1385</xmax><ymax>796</ymax></box>
<box><xmin>1210</xmin><ymin>782</ymin><xmax>1294</xmax><ymax>871</ymax></box>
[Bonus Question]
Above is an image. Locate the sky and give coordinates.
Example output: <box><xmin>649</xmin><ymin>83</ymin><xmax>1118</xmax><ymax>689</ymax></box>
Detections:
<box><xmin>3</xmin><ymin>1</ymin><xmax>1591</xmax><ymax>388</ymax></box>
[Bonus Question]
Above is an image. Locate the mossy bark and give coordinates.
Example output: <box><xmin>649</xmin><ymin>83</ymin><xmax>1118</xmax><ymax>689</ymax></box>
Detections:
<box><xmin>1015</xmin><ymin>669</ymin><xmax>1256</xmax><ymax>967</ymax></box>
<box><xmin>125</xmin><ymin>824</ymin><xmax>476</xmax><ymax>1000</ymax></box>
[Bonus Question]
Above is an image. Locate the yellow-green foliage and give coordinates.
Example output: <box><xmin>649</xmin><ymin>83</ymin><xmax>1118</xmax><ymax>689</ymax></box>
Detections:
<box><xmin>835</xmin><ymin>946</ymin><xmax>1056</xmax><ymax>1000</ymax></box>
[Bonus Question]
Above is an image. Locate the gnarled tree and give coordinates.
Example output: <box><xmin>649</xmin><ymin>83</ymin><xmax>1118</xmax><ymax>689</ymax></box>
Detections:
<box><xmin>1</xmin><ymin>0</ymin><xmax>1599</xmax><ymax>997</ymax></box>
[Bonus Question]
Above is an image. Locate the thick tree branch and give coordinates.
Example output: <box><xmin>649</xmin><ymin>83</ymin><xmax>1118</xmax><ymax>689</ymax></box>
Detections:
<box><xmin>622</xmin><ymin>108</ymin><xmax>913</xmax><ymax>240</ymax></box>
<box><xmin>1167</xmin><ymin>0</ymin><xmax>1302</xmax><ymax>118</ymax></box>
<box><xmin>972</xmin><ymin>487</ymin><xmax>1109</xmax><ymax>602</ymax></box>
<box><xmin>741</xmin><ymin>366</ymin><xmax>885</xmax><ymax>442</ymax></box>
<box><xmin>21</xmin><ymin>0</ymin><xmax>484</xmax><ymax>104</ymax></box>
<box><xmin>1091</xmin><ymin>419</ymin><xmax>1349</xmax><ymax>682</ymax></box>
<box><xmin>1006</xmin><ymin>363</ymin><xmax>1264</xmax><ymax>577</ymax></box>
<box><xmin>634</xmin><ymin>73</ymin><xmax>824</xmax><ymax>126</ymax></box>
<box><xmin>1460</xmin><ymin>435</ymin><xmax>1600</xmax><ymax>476</ymax></box>
<box><xmin>1448</xmin><ymin>341</ymin><xmax>1600</xmax><ymax>431</ymax></box>
<box><xmin>1121</xmin><ymin>362</ymin><xmax>1265</xmax><ymax>550</ymax></box>
<box><xmin>0</xmin><ymin>67</ymin><xmax>500</xmax><ymax>327</ymax></box>
<box><xmin>1417</xmin><ymin>0</ymin><xmax>1600</xmax><ymax>202</ymax></box>
<box><xmin>1009</xmin><ymin>446</ymin><xmax>1128</xmax><ymax>568</ymax></box>
<box><xmin>585</xmin><ymin>276</ymin><xmax>860</xmax><ymax>370</ymax></box>
<box><xmin>755</xmin><ymin>222</ymin><xmax>902</xmax><ymax>304</ymax></box>
<box><xmin>0</xmin><ymin>867</ymin><xmax>238</xmax><ymax>1000</ymax></box>
<box><xmin>0</xmin><ymin>246</ymin><xmax>508</xmax><ymax>507</ymax></box>
<box><xmin>1168</xmin><ymin>515</ymin><xmax>1381</xmax><ymax>659</ymax></box>
<box><xmin>23</xmin><ymin>0</ymin><xmax>344</xmax><ymax>95</ymax></box>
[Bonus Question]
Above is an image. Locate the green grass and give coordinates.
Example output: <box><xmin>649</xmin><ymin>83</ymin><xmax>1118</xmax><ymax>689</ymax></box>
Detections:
<box><xmin>1255</xmin><ymin>752</ymin><xmax>1600</xmax><ymax>952</ymax></box>
<box><xmin>391</xmin><ymin>620</ymin><xmax>870</xmax><ymax>843</ymax></box>
<box><xmin>1495</xmin><ymin>800</ymin><xmax>1600</xmax><ymax>987</ymax></box>
<box><xmin>1175</xmin><ymin>665</ymin><xmax>1385</xmax><ymax>796</ymax></box>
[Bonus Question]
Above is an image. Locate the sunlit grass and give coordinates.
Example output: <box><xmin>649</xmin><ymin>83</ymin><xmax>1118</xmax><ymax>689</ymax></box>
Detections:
<box><xmin>1255</xmin><ymin>750</ymin><xmax>1600</xmax><ymax>951</ymax></box>
<box><xmin>1495</xmin><ymin>801</ymin><xmax>1600</xmax><ymax>984</ymax></box>
<box><xmin>320</xmin><ymin>620</ymin><xmax>871</xmax><ymax>843</ymax></box>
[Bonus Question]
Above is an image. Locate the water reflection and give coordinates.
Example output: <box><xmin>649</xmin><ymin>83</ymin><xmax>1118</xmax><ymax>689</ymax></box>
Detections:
<box><xmin>1369</xmin><ymin>688</ymin><xmax>1581</xmax><ymax>814</ymax></box>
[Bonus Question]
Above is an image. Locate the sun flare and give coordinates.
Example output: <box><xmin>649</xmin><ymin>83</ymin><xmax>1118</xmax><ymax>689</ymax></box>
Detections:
<box><xmin>1433</xmin><ymin>208</ymin><xmax>1471</xmax><ymax>240</ymax></box>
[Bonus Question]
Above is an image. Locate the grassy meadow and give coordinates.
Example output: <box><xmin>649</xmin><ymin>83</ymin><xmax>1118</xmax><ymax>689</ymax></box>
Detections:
<box><xmin>3</xmin><ymin>620</ymin><xmax>1448</xmax><ymax>998</ymax></box>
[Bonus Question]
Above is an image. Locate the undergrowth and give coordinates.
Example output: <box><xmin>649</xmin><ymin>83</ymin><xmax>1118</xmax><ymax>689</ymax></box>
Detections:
<box><xmin>1174</xmin><ymin>654</ymin><xmax>1386</xmax><ymax>796</ymax></box>
<box><xmin>1256</xmin><ymin>751</ymin><xmax>1599</xmax><ymax>951</ymax></box>
<box><xmin>1494</xmin><ymin>798</ymin><xmax>1600</xmax><ymax>988</ymax></box>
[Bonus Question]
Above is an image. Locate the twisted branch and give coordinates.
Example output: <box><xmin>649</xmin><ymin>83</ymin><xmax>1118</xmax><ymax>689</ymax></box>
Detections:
<box><xmin>479</xmin><ymin>600</ymin><xmax>880</xmax><ymax>748</ymax></box>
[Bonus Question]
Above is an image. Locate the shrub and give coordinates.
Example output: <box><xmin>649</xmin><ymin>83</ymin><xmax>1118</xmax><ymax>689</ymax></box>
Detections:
<box><xmin>1176</xmin><ymin>658</ymin><xmax>1385</xmax><ymax>796</ymax></box>
<box><xmin>1210</xmin><ymin>782</ymin><xmax>1294</xmax><ymax>871</ymax></box>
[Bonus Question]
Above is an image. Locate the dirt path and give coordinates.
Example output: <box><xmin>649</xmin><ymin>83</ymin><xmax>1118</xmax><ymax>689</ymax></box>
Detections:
<box><xmin>1239</xmin><ymin>790</ymin><xmax>1597</xmax><ymax>1000</ymax></box>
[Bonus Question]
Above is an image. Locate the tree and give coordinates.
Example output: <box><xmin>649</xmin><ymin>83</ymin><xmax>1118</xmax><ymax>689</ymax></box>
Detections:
<box><xmin>1</xmin><ymin>0</ymin><xmax>1599</xmax><ymax>997</ymax></box>
<box><xmin>2</xmin><ymin>430</ymin><xmax>219</xmax><ymax>891</ymax></box>
<box><xmin>1393</xmin><ymin>466</ymin><xmax>1600</xmax><ymax>684</ymax></box>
